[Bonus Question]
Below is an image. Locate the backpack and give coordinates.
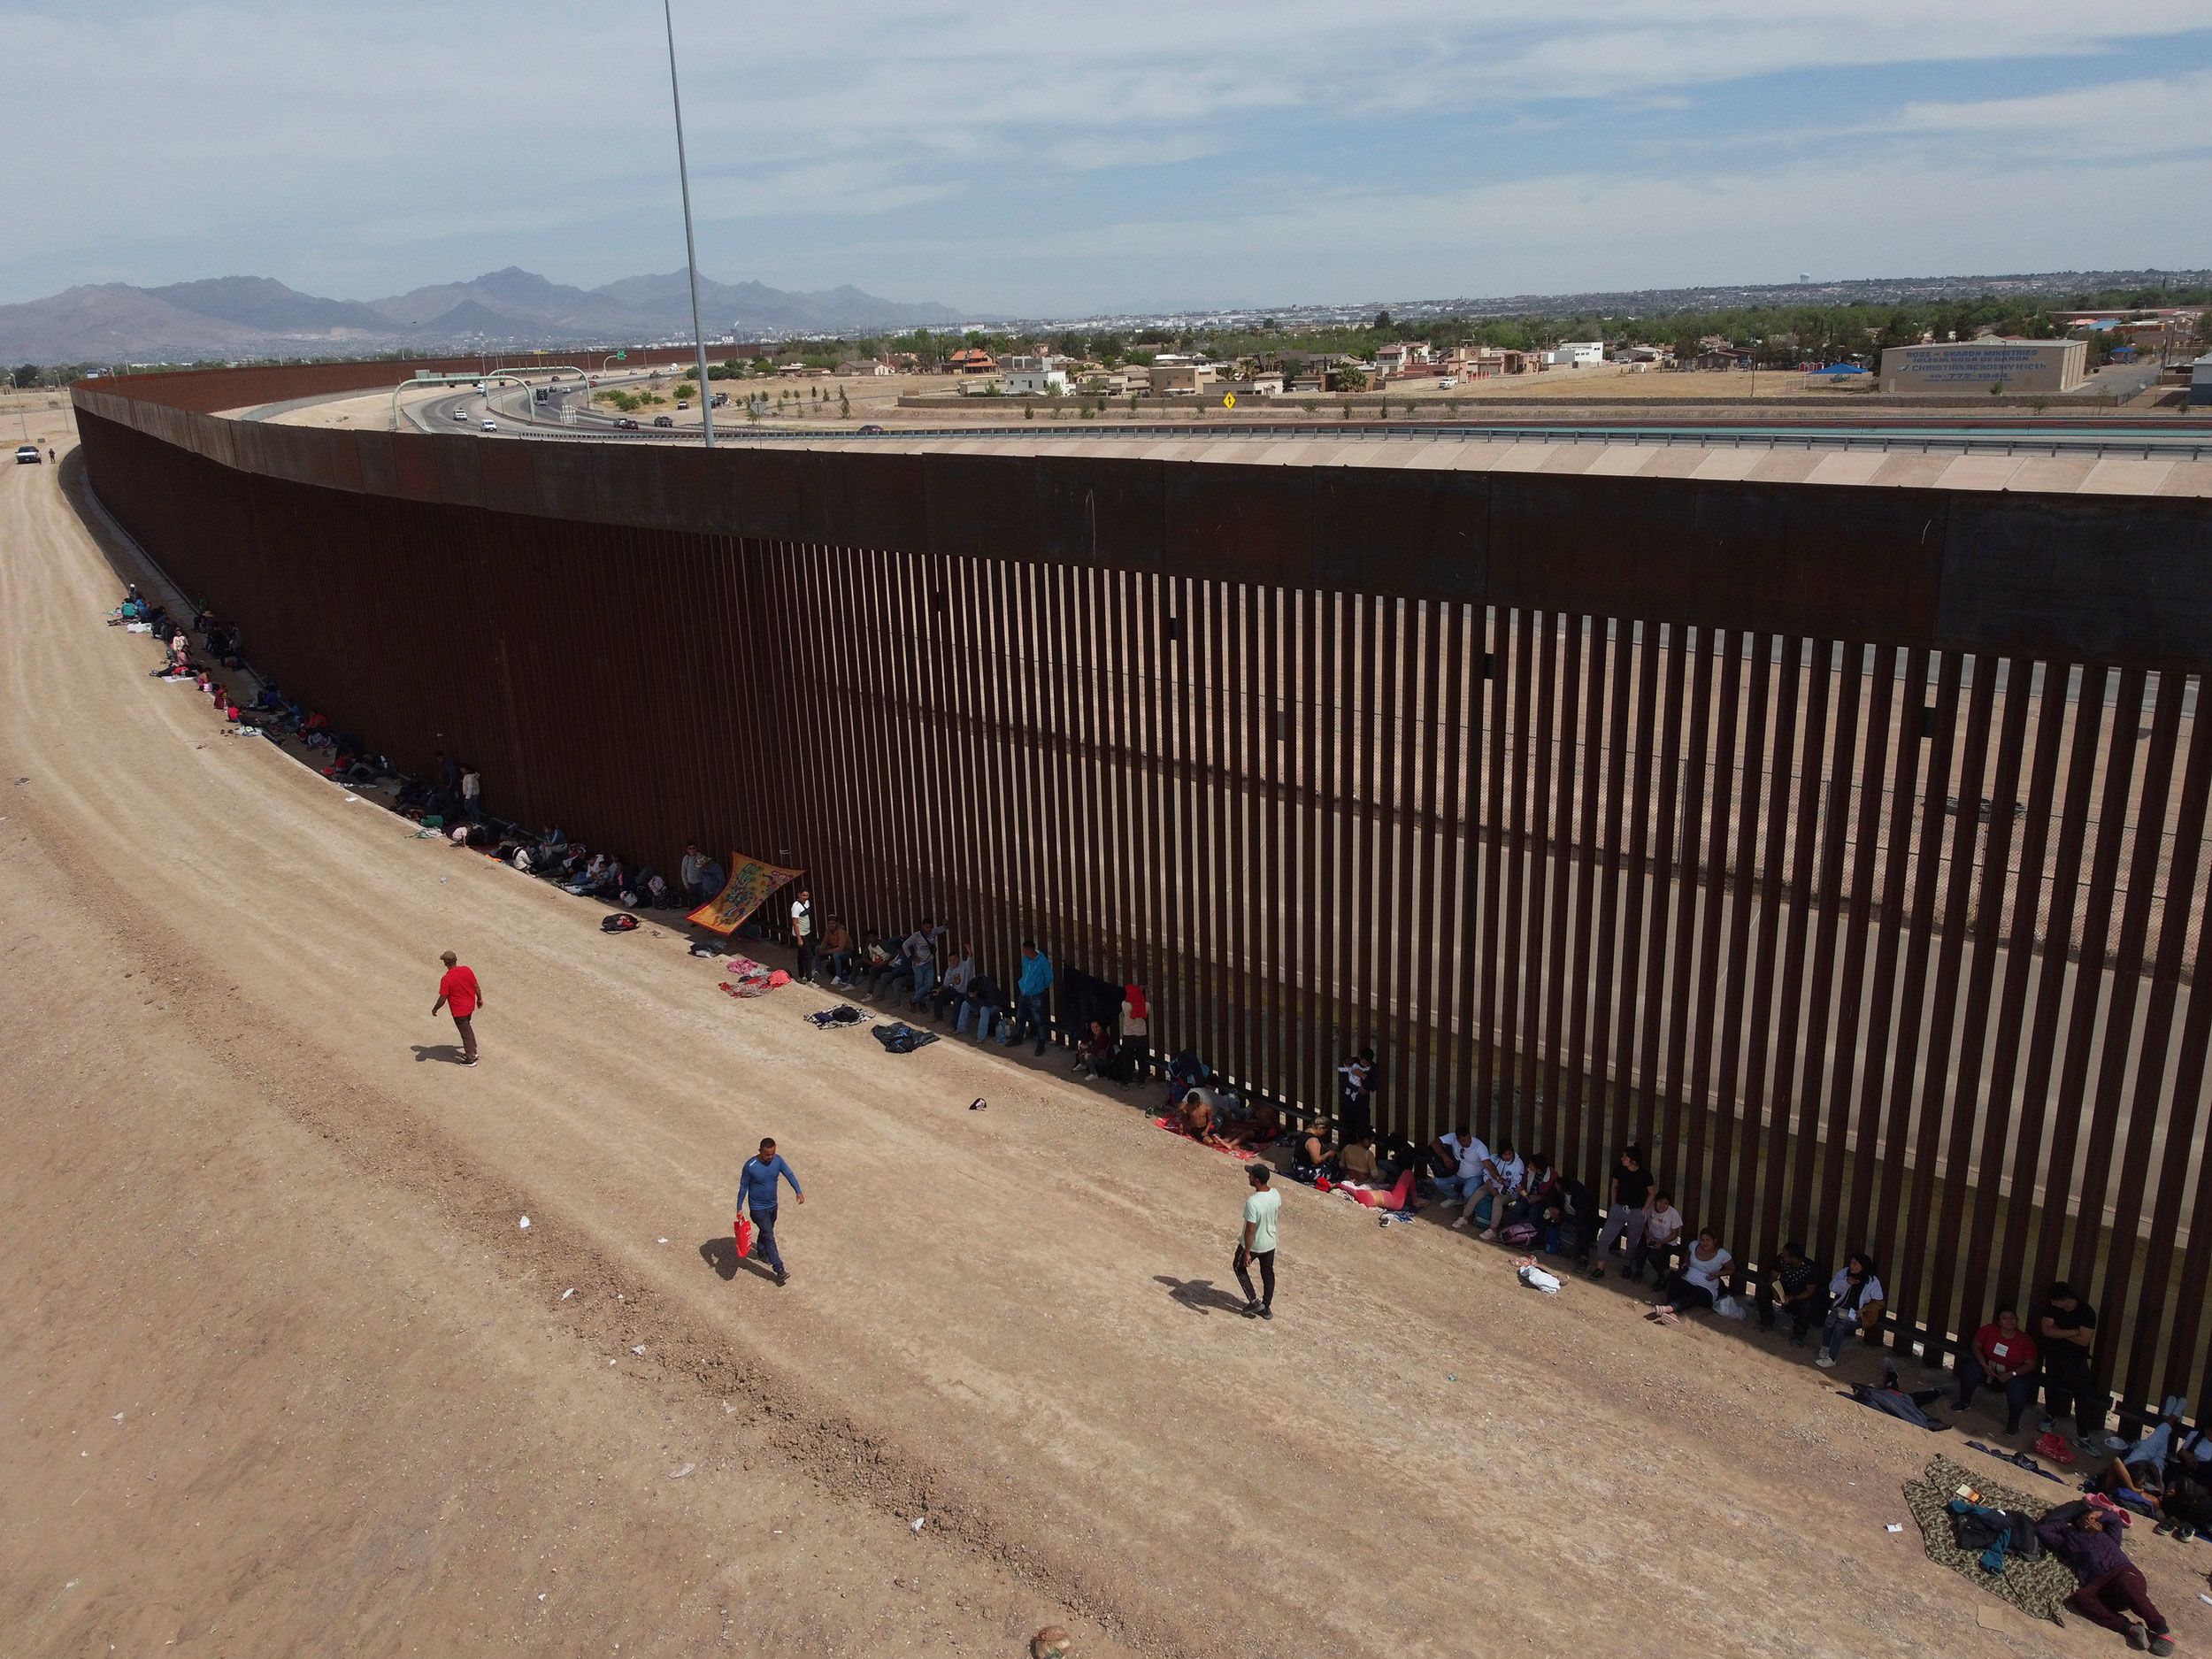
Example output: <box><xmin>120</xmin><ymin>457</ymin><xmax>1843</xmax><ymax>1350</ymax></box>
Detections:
<box><xmin>1500</xmin><ymin>1221</ymin><xmax>1540</xmax><ymax>1245</ymax></box>
<box><xmin>2033</xmin><ymin>1431</ymin><xmax>2078</xmax><ymax>1466</ymax></box>
<box><xmin>602</xmin><ymin>912</ymin><xmax>640</xmax><ymax>933</ymax></box>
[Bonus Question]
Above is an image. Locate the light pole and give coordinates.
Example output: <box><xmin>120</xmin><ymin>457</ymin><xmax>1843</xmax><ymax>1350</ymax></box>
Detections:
<box><xmin>663</xmin><ymin>0</ymin><xmax>715</xmax><ymax>449</ymax></box>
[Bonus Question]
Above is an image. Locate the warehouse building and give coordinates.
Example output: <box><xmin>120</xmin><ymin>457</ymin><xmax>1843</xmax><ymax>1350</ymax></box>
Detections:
<box><xmin>1878</xmin><ymin>337</ymin><xmax>2087</xmax><ymax>396</ymax></box>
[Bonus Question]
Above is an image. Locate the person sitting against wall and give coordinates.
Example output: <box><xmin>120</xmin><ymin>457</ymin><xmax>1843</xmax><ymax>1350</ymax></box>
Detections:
<box><xmin>1454</xmin><ymin>1139</ymin><xmax>1525</xmax><ymax>1237</ymax></box>
<box><xmin>956</xmin><ymin>968</ymin><xmax>1008</xmax><ymax>1041</ymax></box>
<box><xmin>1814</xmin><ymin>1252</ymin><xmax>1886</xmax><ymax>1370</ymax></box>
<box><xmin>1647</xmin><ymin>1226</ymin><xmax>1733</xmax><ymax>1322</ymax></box>
<box><xmin>1755</xmin><ymin>1242</ymin><xmax>1829</xmax><ymax>1348</ymax></box>
<box><xmin>1074</xmin><ymin>1018</ymin><xmax>1118</xmax><ymax>1079</ymax></box>
<box><xmin>929</xmin><ymin>946</ymin><xmax>977</xmax><ymax>1022</ymax></box>
<box><xmin>1179</xmin><ymin>1092</ymin><xmax>1231</xmax><ymax>1149</ymax></box>
<box><xmin>1425</xmin><ymin>1125</ymin><xmax>1488</xmax><ymax>1208</ymax></box>
<box><xmin>1630</xmin><ymin>1189</ymin><xmax>1686</xmax><ymax>1286</ymax></box>
<box><xmin>1505</xmin><ymin>1152</ymin><xmax>1562</xmax><ymax>1230</ymax></box>
<box><xmin>562</xmin><ymin>852</ymin><xmax>611</xmax><ymax>895</ymax></box>
<box><xmin>1539</xmin><ymin>1171</ymin><xmax>1594</xmax><ymax>1259</ymax></box>
<box><xmin>1290</xmin><ymin>1123</ymin><xmax>1334</xmax><ymax>1183</ymax></box>
<box><xmin>1949</xmin><ymin>1306</ymin><xmax>2040</xmax><ymax>1433</ymax></box>
<box><xmin>818</xmin><ymin>917</ymin><xmax>856</xmax><ymax>988</ymax></box>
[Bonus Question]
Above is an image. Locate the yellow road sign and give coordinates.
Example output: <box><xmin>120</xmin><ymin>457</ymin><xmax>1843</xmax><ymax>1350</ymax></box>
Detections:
<box><xmin>1222</xmin><ymin>393</ymin><xmax>1236</xmax><ymax>409</ymax></box>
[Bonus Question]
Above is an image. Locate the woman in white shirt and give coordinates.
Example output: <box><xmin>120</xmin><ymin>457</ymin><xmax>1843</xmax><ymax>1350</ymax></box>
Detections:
<box><xmin>1647</xmin><ymin>1228</ymin><xmax>1732</xmax><ymax>1321</ymax></box>
<box><xmin>1815</xmin><ymin>1253</ymin><xmax>1886</xmax><ymax>1368</ymax></box>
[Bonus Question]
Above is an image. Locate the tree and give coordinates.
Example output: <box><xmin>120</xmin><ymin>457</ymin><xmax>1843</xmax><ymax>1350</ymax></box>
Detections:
<box><xmin>839</xmin><ymin>388</ymin><xmax>851</xmax><ymax>419</ymax></box>
<box><xmin>1372</xmin><ymin>310</ymin><xmax>1392</xmax><ymax>331</ymax></box>
<box><xmin>1334</xmin><ymin>364</ymin><xmax>1367</xmax><ymax>395</ymax></box>
<box><xmin>1126</xmin><ymin>394</ymin><xmax>1139</xmax><ymax>416</ymax></box>
<box><xmin>12</xmin><ymin>364</ymin><xmax>42</xmax><ymax>389</ymax></box>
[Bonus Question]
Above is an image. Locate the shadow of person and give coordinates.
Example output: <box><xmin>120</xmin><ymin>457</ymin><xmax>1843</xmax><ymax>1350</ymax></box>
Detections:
<box><xmin>410</xmin><ymin>1043</ymin><xmax>466</xmax><ymax>1064</ymax></box>
<box><xmin>1153</xmin><ymin>1275</ymin><xmax>1249</xmax><ymax>1315</ymax></box>
<box><xmin>699</xmin><ymin>1237</ymin><xmax>738</xmax><ymax>1281</ymax></box>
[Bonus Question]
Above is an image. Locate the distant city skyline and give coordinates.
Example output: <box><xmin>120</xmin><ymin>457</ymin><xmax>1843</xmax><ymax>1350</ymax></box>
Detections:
<box><xmin>6</xmin><ymin>3</ymin><xmax>2211</xmax><ymax>315</ymax></box>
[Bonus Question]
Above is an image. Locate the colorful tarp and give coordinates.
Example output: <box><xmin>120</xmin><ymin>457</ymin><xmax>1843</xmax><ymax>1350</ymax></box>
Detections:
<box><xmin>686</xmin><ymin>853</ymin><xmax>804</xmax><ymax>935</ymax></box>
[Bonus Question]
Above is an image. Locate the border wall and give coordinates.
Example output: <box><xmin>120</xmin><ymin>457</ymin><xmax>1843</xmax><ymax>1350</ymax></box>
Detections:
<box><xmin>73</xmin><ymin>366</ymin><xmax>2212</xmax><ymax>1419</ymax></box>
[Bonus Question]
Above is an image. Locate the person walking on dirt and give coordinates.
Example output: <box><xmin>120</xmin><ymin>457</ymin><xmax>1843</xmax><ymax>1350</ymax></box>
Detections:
<box><xmin>431</xmin><ymin>949</ymin><xmax>483</xmax><ymax>1065</ymax></box>
<box><xmin>1234</xmin><ymin>1164</ymin><xmax>1281</xmax><ymax>1321</ymax></box>
<box><xmin>738</xmin><ymin>1137</ymin><xmax>804</xmax><ymax>1286</ymax></box>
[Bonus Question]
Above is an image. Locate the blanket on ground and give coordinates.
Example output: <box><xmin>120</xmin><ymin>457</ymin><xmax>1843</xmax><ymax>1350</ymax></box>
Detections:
<box><xmin>1152</xmin><ymin>1117</ymin><xmax>1257</xmax><ymax>1161</ymax></box>
<box><xmin>1904</xmin><ymin>1455</ymin><xmax>2077</xmax><ymax>1624</ymax></box>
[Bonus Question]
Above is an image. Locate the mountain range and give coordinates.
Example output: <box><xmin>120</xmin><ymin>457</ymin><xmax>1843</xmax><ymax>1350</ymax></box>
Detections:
<box><xmin>0</xmin><ymin>267</ymin><xmax>964</xmax><ymax>363</ymax></box>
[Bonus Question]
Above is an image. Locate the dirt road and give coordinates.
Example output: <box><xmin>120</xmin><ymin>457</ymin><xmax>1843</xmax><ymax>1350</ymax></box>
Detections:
<box><xmin>0</xmin><ymin>440</ymin><xmax>2193</xmax><ymax>1657</ymax></box>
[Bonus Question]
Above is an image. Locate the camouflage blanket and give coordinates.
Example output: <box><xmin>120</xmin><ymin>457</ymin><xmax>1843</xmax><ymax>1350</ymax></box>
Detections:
<box><xmin>1903</xmin><ymin>1455</ymin><xmax>2077</xmax><ymax>1624</ymax></box>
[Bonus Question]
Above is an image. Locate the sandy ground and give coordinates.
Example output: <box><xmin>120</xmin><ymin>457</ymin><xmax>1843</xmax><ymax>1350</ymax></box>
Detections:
<box><xmin>4</xmin><ymin>436</ymin><xmax>2210</xmax><ymax>1659</ymax></box>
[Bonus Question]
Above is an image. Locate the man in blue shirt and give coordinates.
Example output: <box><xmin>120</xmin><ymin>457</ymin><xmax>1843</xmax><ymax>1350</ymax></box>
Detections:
<box><xmin>999</xmin><ymin>941</ymin><xmax>1055</xmax><ymax>1056</ymax></box>
<box><xmin>736</xmin><ymin>1137</ymin><xmax>804</xmax><ymax>1286</ymax></box>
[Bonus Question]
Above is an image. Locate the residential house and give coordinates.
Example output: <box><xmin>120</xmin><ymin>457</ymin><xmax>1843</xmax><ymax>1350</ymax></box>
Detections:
<box><xmin>1374</xmin><ymin>341</ymin><xmax>1433</xmax><ymax>378</ymax></box>
<box><xmin>947</xmin><ymin>348</ymin><xmax>999</xmax><ymax>376</ymax></box>
<box><xmin>1689</xmin><ymin>347</ymin><xmax>1755</xmax><ymax>372</ymax></box>
<box><xmin>1004</xmin><ymin>367</ymin><xmax>1072</xmax><ymax>396</ymax></box>
<box><xmin>1151</xmin><ymin>363</ymin><xmax>1218</xmax><ymax>395</ymax></box>
<box><xmin>1543</xmin><ymin>342</ymin><xmax>1606</xmax><ymax>368</ymax></box>
<box><xmin>835</xmin><ymin>359</ymin><xmax>894</xmax><ymax>377</ymax></box>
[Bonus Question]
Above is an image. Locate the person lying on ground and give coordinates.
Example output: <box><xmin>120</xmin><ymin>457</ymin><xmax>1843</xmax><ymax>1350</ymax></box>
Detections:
<box><xmin>2036</xmin><ymin>1502</ymin><xmax>2174</xmax><ymax>1653</ymax></box>
<box><xmin>820</xmin><ymin>918</ymin><xmax>856</xmax><ymax>987</ymax></box>
<box><xmin>1950</xmin><ymin>1306</ymin><xmax>2039</xmax><ymax>1432</ymax></box>
<box><xmin>1629</xmin><ymin>1191</ymin><xmax>1685</xmax><ymax>1285</ymax></box>
<box><xmin>1814</xmin><ymin>1252</ymin><xmax>1886</xmax><ymax>1369</ymax></box>
<box><xmin>1429</xmin><ymin>1126</ymin><xmax>1488</xmax><ymax>1206</ymax></box>
<box><xmin>1075</xmin><ymin>1018</ymin><xmax>1118</xmax><ymax>1079</ymax></box>
<box><xmin>928</xmin><ymin>948</ymin><xmax>976</xmax><ymax>1021</ymax></box>
<box><xmin>1213</xmin><ymin>1096</ymin><xmax>1280</xmax><ymax>1151</ymax></box>
<box><xmin>956</xmin><ymin>972</ymin><xmax>1007</xmax><ymax>1041</ymax></box>
<box><xmin>1647</xmin><ymin>1227</ymin><xmax>1732</xmax><ymax>1318</ymax></box>
<box><xmin>1755</xmin><ymin>1242</ymin><xmax>1829</xmax><ymax>1347</ymax></box>
<box><xmin>2097</xmin><ymin>1398</ymin><xmax>2195</xmax><ymax>1500</ymax></box>
<box><xmin>1455</xmin><ymin>1140</ymin><xmax>1525</xmax><ymax>1237</ymax></box>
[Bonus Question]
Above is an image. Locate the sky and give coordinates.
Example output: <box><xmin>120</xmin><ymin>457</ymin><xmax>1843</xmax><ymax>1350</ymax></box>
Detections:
<box><xmin>7</xmin><ymin>2</ymin><xmax>2212</xmax><ymax>319</ymax></box>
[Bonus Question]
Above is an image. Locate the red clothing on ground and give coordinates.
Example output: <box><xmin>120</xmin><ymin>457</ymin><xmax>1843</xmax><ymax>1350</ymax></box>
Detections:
<box><xmin>1974</xmin><ymin>1323</ymin><xmax>2039</xmax><ymax>1372</ymax></box>
<box><xmin>439</xmin><ymin>965</ymin><xmax>480</xmax><ymax>1018</ymax></box>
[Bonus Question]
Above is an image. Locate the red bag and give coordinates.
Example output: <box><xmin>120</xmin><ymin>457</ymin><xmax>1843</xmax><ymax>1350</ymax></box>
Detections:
<box><xmin>734</xmin><ymin>1213</ymin><xmax>753</xmax><ymax>1259</ymax></box>
<box><xmin>2034</xmin><ymin>1431</ymin><xmax>2076</xmax><ymax>1466</ymax></box>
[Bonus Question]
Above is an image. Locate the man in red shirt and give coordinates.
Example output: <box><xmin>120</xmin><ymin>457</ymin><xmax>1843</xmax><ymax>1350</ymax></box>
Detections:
<box><xmin>432</xmin><ymin>949</ymin><xmax>485</xmax><ymax>1066</ymax></box>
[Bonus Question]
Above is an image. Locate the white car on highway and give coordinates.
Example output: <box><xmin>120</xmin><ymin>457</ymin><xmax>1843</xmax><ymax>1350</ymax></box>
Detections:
<box><xmin>480</xmin><ymin>419</ymin><xmax>498</xmax><ymax>432</ymax></box>
<box><xmin>450</xmin><ymin>409</ymin><xmax>472</xmax><ymax>422</ymax></box>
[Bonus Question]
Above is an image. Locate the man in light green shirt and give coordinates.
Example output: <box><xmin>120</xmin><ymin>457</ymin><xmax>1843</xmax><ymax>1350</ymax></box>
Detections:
<box><xmin>1235</xmin><ymin>1164</ymin><xmax>1281</xmax><ymax>1321</ymax></box>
